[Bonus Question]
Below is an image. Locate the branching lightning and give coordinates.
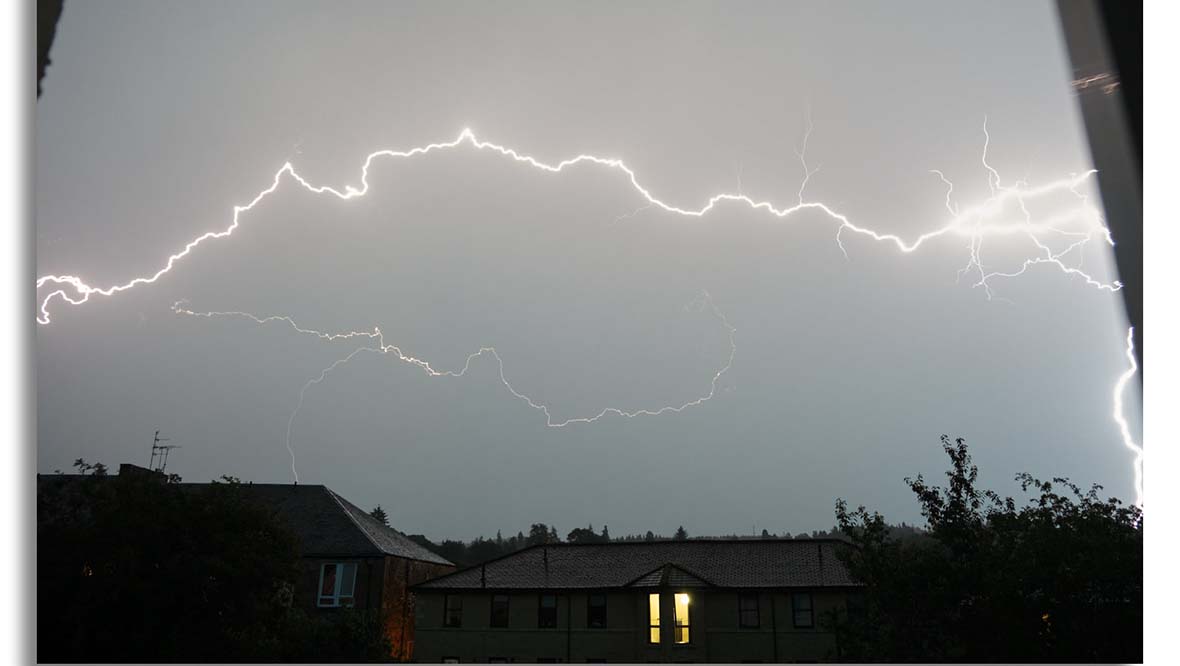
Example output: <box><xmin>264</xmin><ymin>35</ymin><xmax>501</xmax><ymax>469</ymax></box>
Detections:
<box><xmin>173</xmin><ymin>294</ymin><xmax>736</xmax><ymax>481</ymax></box>
<box><xmin>36</xmin><ymin>118</ymin><xmax>1138</xmax><ymax>497</ymax></box>
<box><xmin>36</xmin><ymin>119</ymin><xmax>1118</xmax><ymax>325</ymax></box>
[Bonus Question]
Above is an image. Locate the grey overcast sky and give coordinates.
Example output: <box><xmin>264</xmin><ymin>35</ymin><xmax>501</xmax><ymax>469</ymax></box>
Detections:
<box><xmin>36</xmin><ymin>0</ymin><xmax>1138</xmax><ymax>539</ymax></box>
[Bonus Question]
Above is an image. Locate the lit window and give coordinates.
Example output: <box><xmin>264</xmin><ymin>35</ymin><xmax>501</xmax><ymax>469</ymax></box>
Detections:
<box><xmin>674</xmin><ymin>593</ymin><xmax>691</xmax><ymax>644</ymax></box>
<box><xmin>791</xmin><ymin>592</ymin><xmax>814</xmax><ymax>628</ymax></box>
<box><xmin>491</xmin><ymin>594</ymin><xmax>509</xmax><ymax>628</ymax></box>
<box><xmin>539</xmin><ymin>594</ymin><xmax>558</xmax><ymax>628</ymax></box>
<box><xmin>445</xmin><ymin>594</ymin><xmax>463</xmax><ymax>628</ymax></box>
<box><xmin>317</xmin><ymin>562</ymin><xmax>357</xmax><ymax>607</ymax></box>
<box><xmin>739</xmin><ymin>593</ymin><xmax>760</xmax><ymax>628</ymax></box>
<box><xmin>588</xmin><ymin>594</ymin><xmax>607</xmax><ymax>628</ymax></box>
<box><xmin>648</xmin><ymin>593</ymin><xmax>661</xmax><ymax>644</ymax></box>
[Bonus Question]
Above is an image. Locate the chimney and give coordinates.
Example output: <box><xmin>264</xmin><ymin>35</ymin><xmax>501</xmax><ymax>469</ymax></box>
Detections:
<box><xmin>118</xmin><ymin>463</ymin><xmax>165</xmax><ymax>482</ymax></box>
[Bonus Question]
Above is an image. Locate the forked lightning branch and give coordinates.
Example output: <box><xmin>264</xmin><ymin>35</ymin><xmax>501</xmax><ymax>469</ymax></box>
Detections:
<box><xmin>34</xmin><ymin>120</ymin><xmax>1141</xmax><ymax>505</ymax></box>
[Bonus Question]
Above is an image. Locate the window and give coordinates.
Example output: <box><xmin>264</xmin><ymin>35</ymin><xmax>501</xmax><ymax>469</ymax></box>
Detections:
<box><xmin>317</xmin><ymin>562</ymin><xmax>357</xmax><ymax>607</ymax></box>
<box><xmin>444</xmin><ymin>594</ymin><xmax>463</xmax><ymax>628</ymax></box>
<box><xmin>739</xmin><ymin>592</ymin><xmax>760</xmax><ymax>628</ymax></box>
<box><xmin>587</xmin><ymin>594</ymin><xmax>607</xmax><ymax>628</ymax></box>
<box><xmin>538</xmin><ymin>594</ymin><xmax>558</xmax><ymax>628</ymax></box>
<box><xmin>791</xmin><ymin>592</ymin><xmax>814</xmax><ymax>628</ymax></box>
<box><xmin>673</xmin><ymin>593</ymin><xmax>691</xmax><ymax>644</ymax></box>
<box><xmin>491</xmin><ymin>594</ymin><xmax>510</xmax><ymax>628</ymax></box>
<box><xmin>648</xmin><ymin>593</ymin><xmax>661</xmax><ymax>644</ymax></box>
<box><xmin>442</xmin><ymin>658</ymin><xmax>459</xmax><ymax>664</ymax></box>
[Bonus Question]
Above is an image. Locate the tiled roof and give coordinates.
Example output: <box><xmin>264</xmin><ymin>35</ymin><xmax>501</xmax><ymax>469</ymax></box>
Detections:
<box><xmin>415</xmin><ymin>540</ymin><xmax>857</xmax><ymax>590</ymax></box>
<box><xmin>199</xmin><ymin>483</ymin><xmax>452</xmax><ymax>566</ymax></box>
<box><xmin>627</xmin><ymin>563</ymin><xmax>712</xmax><ymax>588</ymax></box>
<box><xmin>37</xmin><ymin>469</ymin><xmax>453</xmax><ymax>566</ymax></box>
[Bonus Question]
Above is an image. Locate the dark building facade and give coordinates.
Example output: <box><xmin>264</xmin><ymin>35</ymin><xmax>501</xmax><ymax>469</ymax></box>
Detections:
<box><xmin>37</xmin><ymin>464</ymin><xmax>455</xmax><ymax>660</ymax></box>
<box><xmin>412</xmin><ymin>539</ymin><xmax>860</xmax><ymax>663</ymax></box>
<box><xmin>231</xmin><ymin>482</ymin><xmax>455</xmax><ymax>660</ymax></box>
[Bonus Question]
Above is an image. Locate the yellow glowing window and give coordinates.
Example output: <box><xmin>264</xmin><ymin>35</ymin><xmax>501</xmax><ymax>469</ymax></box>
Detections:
<box><xmin>674</xmin><ymin>593</ymin><xmax>691</xmax><ymax>644</ymax></box>
<box><xmin>648</xmin><ymin>593</ymin><xmax>660</xmax><ymax>644</ymax></box>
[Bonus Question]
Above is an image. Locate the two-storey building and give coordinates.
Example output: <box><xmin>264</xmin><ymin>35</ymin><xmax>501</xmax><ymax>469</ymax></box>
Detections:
<box><xmin>412</xmin><ymin>539</ymin><xmax>860</xmax><ymax>663</ymax></box>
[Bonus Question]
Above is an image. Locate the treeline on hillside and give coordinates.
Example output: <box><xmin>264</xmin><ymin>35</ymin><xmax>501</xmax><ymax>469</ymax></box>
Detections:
<box><xmin>387</xmin><ymin>513</ymin><xmax>923</xmax><ymax>569</ymax></box>
<box><xmin>830</xmin><ymin>436</ymin><xmax>1142</xmax><ymax>663</ymax></box>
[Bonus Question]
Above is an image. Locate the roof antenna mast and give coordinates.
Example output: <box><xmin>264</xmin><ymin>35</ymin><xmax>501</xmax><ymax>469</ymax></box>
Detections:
<box><xmin>149</xmin><ymin>430</ymin><xmax>181</xmax><ymax>473</ymax></box>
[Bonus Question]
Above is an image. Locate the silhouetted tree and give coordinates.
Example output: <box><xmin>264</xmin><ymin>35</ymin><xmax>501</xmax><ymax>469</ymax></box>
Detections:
<box><xmin>37</xmin><ymin>464</ymin><xmax>391</xmax><ymax>661</ymax></box>
<box><xmin>567</xmin><ymin>524</ymin><xmax>604</xmax><ymax>543</ymax></box>
<box><xmin>832</xmin><ymin>435</ymin><xmax>1142</xmax><ymax>663</ymax></box>
<box><xmin>369</xmin><ymin>505</ymin><xmax>389</xmax><ymax>526</ymax></box>
<box><xmin>527</xmin><ymin>523</ymin><xmax>552</xmax><ymax>546</ymax></box>
<box><xmin>673</xmin><ymin>525</ymin><xmax>688</xmax><ymax>540</ymax></box>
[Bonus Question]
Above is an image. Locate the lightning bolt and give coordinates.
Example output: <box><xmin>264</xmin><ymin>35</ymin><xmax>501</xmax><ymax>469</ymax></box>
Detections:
<box><xmin>1112</xmin><ymin>326</ymin><xmax>1142</xmax><ymax>507</ymax></box>
<box><xmin>173</xmin><ymin>294</ymin><xmax>736</xmax><ymax>481</ymax></box>
<box><xmin>36</xmin><ymin>120</ymin><xmax>1118</xmax><ymax>325</ymax></box>
<box><xmin>36</xmin><ymin>119</ymin><xmax>1136</xmax><ymax>498</ymax></box>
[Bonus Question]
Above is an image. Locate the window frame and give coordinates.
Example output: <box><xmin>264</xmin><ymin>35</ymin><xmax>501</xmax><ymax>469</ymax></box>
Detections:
<box><xmin>490</xmin><ymin>594</ymin><xmax>510</xmax><ymax>628</ymax></box>
<box><xmin>538</xmin><ymin>593</ymin><xmax>559</xmax><ymax>628</ymax></box>
<box><xmin>673</xmin><ymin>592</ymin><xmax>691</xmax><ymax>645</ymax></box>
<box><xmin>316</xmin><ymin>562</ymin><xmax>358</xmax><ymax>608</ymax></box>
<box><xmin>648</xmin><ymin>592</ymin><xmax>661</xmax><ymax>644</ymax></box>
<box><xmin>587</xmin><ymin>593</ymin><xmax>607</xmax><ymax>629</ymax></box>
<box><xmin>791</xmin><ymin>592</ymin><xmax>814</xmax><ymax>628</ymax></box>
<box><xmin>444</xmin><ymin>594</ymin><xmax>464</xmax><ymax>628</ymax></box>
<box><xmin>738</xmin><ymin>592</ymin><xmax>760</xmax><ymax>629</ymax></box>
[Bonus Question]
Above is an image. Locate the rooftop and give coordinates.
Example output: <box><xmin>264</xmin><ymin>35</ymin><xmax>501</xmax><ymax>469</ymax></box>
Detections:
<box><xmin>37</xmin><ymin>465</ymin><xmax>452</xmax><ymax>566</ymax></box>
<box><xmin>217</xmin><ymin>483</ymin><xmax>452</xmax><ymax>565</ymax></box>
<box><xmin>414</xmin><ymin>539</ymin><xmax>858</xmax><ymax>590</ymax></box>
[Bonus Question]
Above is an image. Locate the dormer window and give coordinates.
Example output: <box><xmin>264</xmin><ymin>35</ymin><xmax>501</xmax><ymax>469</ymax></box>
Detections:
<box><xmin>317</xmin><ymin>562</ymin><xmax>357</xmax><ymax>607</ymax></box>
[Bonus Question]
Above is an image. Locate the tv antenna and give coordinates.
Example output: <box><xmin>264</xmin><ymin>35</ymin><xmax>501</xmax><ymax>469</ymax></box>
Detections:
<box><xmin>149</xmin><ymin>430</ymin><xmax>181</xmax><ymax>473</ymax></box>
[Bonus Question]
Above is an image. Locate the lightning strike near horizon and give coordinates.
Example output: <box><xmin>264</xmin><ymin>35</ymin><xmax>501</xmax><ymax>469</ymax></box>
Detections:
<box><xmin>172</xmin><ymin>294</ymin><xmax>736</xmax><ymax>481</ymax></box>
<box><xmin>36</xmin><ymin>118</ymin><xmax>1136</xmax><ymax>495</ymax></box>
<box><xmin>1112</xmin><ymin>326</ymin><xmax>1142</xmax><ymax>507</ymax></box>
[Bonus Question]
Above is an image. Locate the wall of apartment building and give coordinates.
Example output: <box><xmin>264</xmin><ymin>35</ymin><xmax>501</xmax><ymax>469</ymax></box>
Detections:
<box><xmin>414</xmin><ymin>588</ymin><xmax>851</xmax><ymax>663</ymax></box>
<box><xmin>297</xmin><ymin>556</ymin><xmax>386</xmax><ymax>614</ymax></box>
<box><xmin>298</xmin><ymin>556</ymin><xmax>455</xmax><ymax>661</ymax></box>
<box><xmin>702</xmin><ymin>590</ymin><xmax>847</xmax><ymax>663</ymax></box>
<box><xmin>383</xmin><ymin>558</ymin><xmax>457</xmax><ymax>661</ymax></box>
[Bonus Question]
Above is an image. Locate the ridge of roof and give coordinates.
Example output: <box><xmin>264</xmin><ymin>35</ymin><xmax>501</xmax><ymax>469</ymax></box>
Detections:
<box><xmin>415</xmin><ymin>539</ymin><xmax>859</xmax><ymax>590</ymax></box>
<box><xmin>327</xmin><ymin>488</ymin><xmax>453</xmax><ymax>566</ymax></box>
<box><xmin>623</xmin><ymin>561</ymin><xmax>716</xmax><ymax>588</ymax></box>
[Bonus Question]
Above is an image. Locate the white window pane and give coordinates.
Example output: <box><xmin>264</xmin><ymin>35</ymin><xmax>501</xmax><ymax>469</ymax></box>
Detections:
<box><xmin>340</xmin><ymin>563</ymin><xmax>357</xmax><ymax>596</ymax></box>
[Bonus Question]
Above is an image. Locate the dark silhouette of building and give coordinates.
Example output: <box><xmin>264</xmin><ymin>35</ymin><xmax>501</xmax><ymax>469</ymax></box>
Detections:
<box><xmin>37</xmin><ymin>464</ymin><xmax>454</xmax><ymax>660</ymax></box>
<box><xmin>225</xmin><ymin>480</ymin><xmax>455</xmax><ymax>660</ymax></box>
<box><xmin>412</xmin><ymin>539</ymin><xmax>861</xmax><ymax>663</ymax></box>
